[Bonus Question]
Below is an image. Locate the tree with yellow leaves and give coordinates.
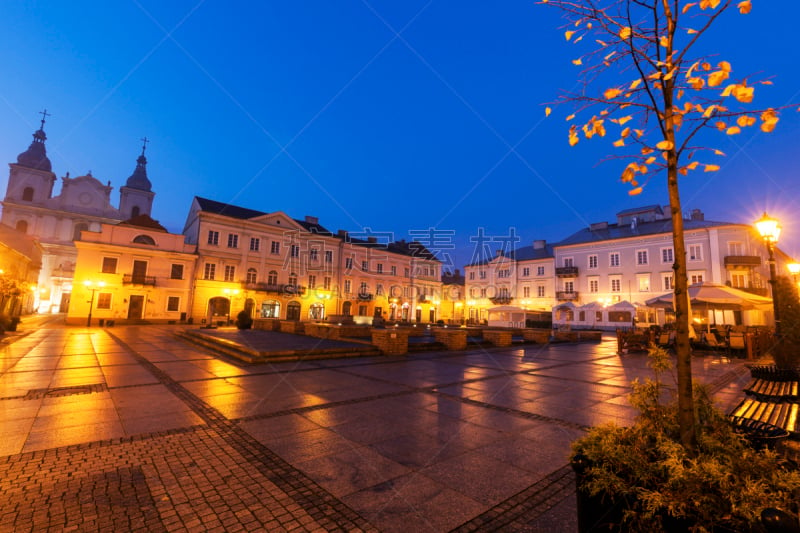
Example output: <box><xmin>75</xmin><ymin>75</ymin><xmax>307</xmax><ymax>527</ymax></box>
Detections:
<box><xmin>541</xmin><ymin>0</ymin><xmax>779</xmax><ymax>451</ymax></box>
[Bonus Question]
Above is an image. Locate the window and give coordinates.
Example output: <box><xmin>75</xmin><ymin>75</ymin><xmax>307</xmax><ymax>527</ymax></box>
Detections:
<box><xmin>227</xmin><ymin>234</ymin><xmax>239</xmax><ymax>248</ymax></box>
<box><xmin>522</xmin><ymin>267</ymin><xmax>530</xmax><ymax>277</ymax></box>
<box><xmin>377</xmin><ymin>263</ymin><xmax>383</xmax><ymax>274</ymax></box>
<box><xmin>589</xmin><ymin>278</ymin><xmax>599</xmax><ymax>293</ymax></box>
<box><xmin>662</xmin><ymin>248</ymin><xmax>674</xmax><ymax>263</ymax></box>
<box><xmin>564</xmin><ymin>257</ymin><xmax>574</xmax><ymax>267</ymax></box>
<box><xmin>250</xmin><ymin>237</ymin><xmax>260</xmax><ymax>251</ymax></box>
<box><xmin>537</xmin><ymin>285</ymin><xmax>545</xmax><ymax>297</ymax></box>
<box><xmin>636</xmin><ymin>250</ymin><xmax>648</xmax><ymax>265</ymax></box>
<box><xmin>325</xmin><ymin>250</ymin><xmax>333</xmax><ymax>263</ymax></box>
<box><xmin>246</xmin><ymin>268</ymin><xmax>257</xmax><ymax>284</ymax></box>
<box><xmin>523</xmin><ymin>286</ymin><xmax>531</xmax><ymax>297</ymax></box>
<box><xmin>102</xmin><ymin>257</ymin><xmax>118</xmax><ymax>274</ymax></box>
<box><xmin>131</xmin><ymin>234</ymin><xmax>156</xmax><ymax>246</ymax></box>
<box><xmin>22</xmin><ymin>187</ymin><xmax>34</xmax><ymax>201</ymax></box>
<box><xmin>290</xmin><ymin>244</ymin><xmax>299</xmax><ymax>258</ymax></box>
<box><xmin>610</xmin><ymin>252</ymin><xmax>620</xmax><ymax>267</ymax></box>
<box><xmin>564</xmin><ymin>281</ymin><xmax>574</xmax><ymax>293</ymax></box>
<box><xmin>207</xmin><ymin>230</ymin><xmax>219</xmax><ymax>245</ymax></box>
<box><xmin>404</xmin><ymin>268</ymin><xmax>410</xmax><ymax>277</ymax></box>
<box><xmin>224</xmin><ymin>265</ymin><xmax>236</xmax><ymax>282</ymax></box>
<box><xmin>288</xmin><ymin>273</ymin><xmax>297</xmax><ymax>286</ymax></box>
<box><xmin>638</xmin><ymin>274</ymin><xmax>651</xmax><ymax>292</ymax></box>
<box><xmin>390</xmin><ymin>266</ymin><xmax>397</xmax><ymax>276</ymax></box>
<box><xmin>728</xmin><ymin>241</ymin><xmax>744</xmax><ymax>256</ymax></box>
<box><xmin>344</xmin><ymin>280</ymin><xmax>351</xmax><ymax>293</ymax></box>
<box><xmin>376</xmin><ymin>284</ymin><xmax>384</xmax><ymax>295</ymax></box>
<box><xmin>470</xmin><ymin>288</ymin><xmax>476</xmax><ymax>298</ymax></box>
<box><xmin>203</xmin><ymin>263</ymin><xmax>216</xmax><ymax>280</ymax></box>
<box><xmin>359</xmin><ymin>281</ymin><xmax>368</xmax><ymax>294</ymax></box>
<box><xmin>690</xmin><ymin>272</ymin><xmax>704</xmax><ymax>284</ymax></box>
<box><xmin>479</xmin><ymin>270</ymin><xmax>486</xmax><ymax>279</ymax></box>
<box><xmin>167</xmin><ymin>296</ymin><xmax>180</xmax><ymax>312</ymax></box>
<box><xmin>731</xmin><ymin>273</ymin><xmax>746</xmax><ymax>288</ymax></box>
<box><xmin>588</xmin><ymin>255</ymin><xmax>598</xmax><ymax>269</ymax></box>
<box><xmin>271</xmin><ymin>241</ymin><xmax>280</xmax><ymax>254</ymax></box>
<box><xmin>469</xmin><ymin>272</ymin><xmax>475</xmax><ymax>280</ymax></box>
<box><xmin>323</xmin><ymin>276</ymin><xmax>331</xmax><ymax>290</ymax></box>
<box><xmin>663</xmin><ymin>273</ymin><xmax>674</xmax><ymax>290</ymax></box>
<box><xmin>170</xmin><ymin>264</ymin><xmax>184</xmax><ymax>280</ymax></box>
<box><xmin>689</xmin><ymin>244</ymin><xmax>702</xmax><ymax>261</ymax></box>
<box><xmin>267</xmin><ymin>270</ymin><xmax>278</xmax><ymax>285</ymax></box>
<box><xmin>498</xmin><ymin>269</ymin><xmax>510</xmax><ymax>278</ymax></box>
<box><xmin>310</xmin><ymin>248</ymin><xmax>319</xmax><ymax>261</ymax></box>
<box><xmin>97</xmin><ymin>293</ymin><xmax>112</xmax><ymax>309</ymax></box>
<box><xmin>480</xmin><ymin>288</ymin><xmax>487</xmax><ymax>298</ymax></box>
<box><xmin>308</xmin><ymin>274</ymin><xmax>316</xmax><ymax>289</ymax></box>
<box><xmin>345</xmin><ymin>258</ymin><xmax>353</xmax><ymax>270</ymax></box>
<box><xmin>362</xmin><ymin>260</ymin><xmax>368</xmax><ymax>272</ymax></box>
<box><xmin>261</xmin><ymin>300</ymin><xmax>280</xmax><ymax>319</ymax></box>
<box><xmin>537</xmin><ymin>266</ymin><xmax>545</xmax><ymax>276</ymax></box>
<box><xmin>610</xmin><ymin>277</ymin><xmax>621</xmax><ymax>292</ymax></box>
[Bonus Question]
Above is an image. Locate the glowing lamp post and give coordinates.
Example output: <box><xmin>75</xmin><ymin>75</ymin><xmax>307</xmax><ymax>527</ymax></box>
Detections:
<box><xmin>84</xmin><ymin>280</ymin><xmax>106</xmax><ymax>327</ymax></box>
<box><xmin>755</xmin><ymin>212</ymin><xmax>782</xmax><ymax>336</ymax></box>
<box><xmin>789</xmin><ymin>262</ymin><xmax>800</xmax><ymax>281</ymax></box>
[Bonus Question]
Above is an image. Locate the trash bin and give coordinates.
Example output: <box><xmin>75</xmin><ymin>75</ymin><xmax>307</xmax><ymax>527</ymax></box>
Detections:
<box><xmin>99</xmin><ymin>319</ymin><xmax>105</xmax><ymax>327</ymax></box>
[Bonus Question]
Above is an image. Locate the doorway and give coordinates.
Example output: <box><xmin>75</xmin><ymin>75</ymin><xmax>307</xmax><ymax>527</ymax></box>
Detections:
<box><xmin>128</xmin><ymin>295</ymin><xmax>144</xmax><ymax>319</ymax></box>
<box><xmin>286</xmin><ymin>301</ymin><xmax>301</xmax><ymax>321</ymax></box>
<box><xmin>132</xmin><ymin>260</ymin><xmax>148</xmax><ymax>284</ymax></box>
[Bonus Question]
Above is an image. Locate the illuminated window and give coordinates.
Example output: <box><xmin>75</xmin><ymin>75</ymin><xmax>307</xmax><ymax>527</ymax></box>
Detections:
<box><xmin>638</xmin><ymin>274</ymin><xmax>651</xmax><ymax>292</ymax></box>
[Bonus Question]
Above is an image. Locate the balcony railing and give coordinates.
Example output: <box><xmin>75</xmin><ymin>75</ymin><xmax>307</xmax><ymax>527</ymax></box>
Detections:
<box><xmin>242</xmin><ymin>282</ymin><xmax>306</xmax><ymax>295</ymax></box>
<box><xmin>556</xmin><ymin>291</ymin><xmax>579</xmax><ymax>301</ymax></box>
<box><xmin>489</xmin><ymin>296</ymin><xmax>514</xmax><ymax>304</ymax></box>
<box><xmin>357</xmin><ymin>293</ymin><xmax>374</xmax><ymax>301</ymax></box>
<box><xmin>724</xmin><ymin>255</ymin><xmax>762</xmax><ymax>267</ymax></box>
<box><xmin>737</xmin><ymin>286</ymin><xmax>769</xmax><ymax>297</ymax></box>
<box><xmin>122</xmin><ymin>274</ymin><xmax>157</xmax><ymax>286</ymax></box>
<box><xmin>555</xmin><ymin>266</ymin><xmax>579</xmax><ymax>277</ymax></box>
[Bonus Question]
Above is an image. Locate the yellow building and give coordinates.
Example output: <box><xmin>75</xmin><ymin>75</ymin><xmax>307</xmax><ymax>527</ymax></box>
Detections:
<box><xmin>0</xmin><ymin>223</ymin><xmax>43</xmax><ymax>317</ymax></box>
<box><xmin>67</xmin><ymin>215</ymin><xmax>195</xmax><ymax>326</ymax></box>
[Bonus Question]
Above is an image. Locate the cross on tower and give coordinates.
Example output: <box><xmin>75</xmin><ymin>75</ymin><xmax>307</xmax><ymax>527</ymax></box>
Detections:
<box><xmin>38</xmin><ymin>109</ymin><xmax>51</xmax><ymax>129</ymax></box>
<box><xmin>140</xmin><ymin>136</ymin><xmax>149</xmax><ymax>155</ymax></box>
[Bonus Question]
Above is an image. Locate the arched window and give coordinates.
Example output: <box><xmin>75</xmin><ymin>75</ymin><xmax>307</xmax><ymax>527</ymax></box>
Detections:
<box><xmin>309</xmin><ymin>303</ymin><xmax>325</xmax><ymax>320</ymax></box>
<box><xmin>73</xmin><ymin>223</ymin><xmax>89</xmax><ymax>241</ymax></box>
<box><xmin>267</xmin><ymin>270</ymin><xmax>278</xmax><ymax>285</ymax></box>
<box><xmin>246</xmin><ymin>268</ymin><xmax>257</xmax><ymax>284</ymax></box>
<box><xmin>133</xmin><ymin>234</ymin><xmax>156</xmax><ymax>245</ymax></box>
<box><xmin>131</xmin><ymin>206</ymin><xmax>141</xmax><ymax>218</ymax></box>
<box><xmin>22</xmin><ymin>187</ymin><xmax>34</xmax><ymax>201</ymax></box>
<box><xmin>15</xmin><ymin>220</ymin><xmax>28</xmax><ymax>233</ymax></box>
<box><xmin>261</xmin><ymin>300</ymin><xmax>280</xmax><ymax>318</ymax></box>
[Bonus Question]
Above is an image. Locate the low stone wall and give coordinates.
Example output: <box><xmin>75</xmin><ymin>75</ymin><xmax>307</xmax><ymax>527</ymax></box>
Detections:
<box><xmin>304</xmin><ymin>323</ymin><xmax>371</xmax><ymax>340</ymax></box>
<box><xmin>279</xmin><ymin>320</ymin><xmax>304</xmax><ymax>334</ymax></box>
<box><xmin>253</xmin><ymin>318</ymin><xmax>281</xmax><ymax>331</ymax></box>
<box><xmin>371</xmin><ymin>329</ymin><xmax>409</xmax><ymax>355</ymax></box>
<box><xmin>522</xmin><ymin>329</ymin><xmax>551</xmax><ymax>343</ymax></box>
<box><xmin>483</xmin><ymin>329</ymin><xmax>513</xmax><ymax>347</ymax></box>
<box><xmin>433</xmin><ymin>329</ymin><xmax>467</xmax><ymax>350</ymax></box>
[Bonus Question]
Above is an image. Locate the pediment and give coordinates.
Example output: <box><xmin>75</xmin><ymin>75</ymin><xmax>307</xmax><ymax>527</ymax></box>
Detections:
<box><xmin>250</xmin><ymin>211</ymin><xmax>304</xmax><ymax>231</ymax></box>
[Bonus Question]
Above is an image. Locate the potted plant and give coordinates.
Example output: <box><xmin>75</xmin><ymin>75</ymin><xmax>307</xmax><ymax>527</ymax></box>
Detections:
<box><xmin>572</xmin><ymin>345</ymin><xmax>800</xmax><ymax>532</ymax></box>
<box><xmin>235</xmin><ymin>310</ymin><xmax>252</xmax><ymax>330</ymax></box>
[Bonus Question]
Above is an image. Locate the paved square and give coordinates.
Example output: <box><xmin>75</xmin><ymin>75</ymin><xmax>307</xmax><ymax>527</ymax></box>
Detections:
<box><xmin>0</xmin><ymin>322</ymin><xmax>751</xmax><ymax>531</ymax></box>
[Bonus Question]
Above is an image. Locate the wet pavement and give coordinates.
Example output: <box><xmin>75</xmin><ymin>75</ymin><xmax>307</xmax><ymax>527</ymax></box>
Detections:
<box><xmin>0</xmin><ymin>322</ymin><xmax>753</xmax><ymax>532</ymax></box>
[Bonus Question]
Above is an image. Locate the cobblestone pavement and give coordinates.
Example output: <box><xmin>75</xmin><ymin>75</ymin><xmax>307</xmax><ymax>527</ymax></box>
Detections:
<box><xmin>0</xmin><ymin>322</ymin><xmax>752</xmax><ymax>532</ymax></box>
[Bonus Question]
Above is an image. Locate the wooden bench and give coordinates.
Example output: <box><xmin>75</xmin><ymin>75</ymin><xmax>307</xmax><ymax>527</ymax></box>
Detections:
<box><xmin>744</xmin><ymin>378</ymin><xmax>800</xmax><ymax>401</ymax></box>
<box><xmin>728</xmin><ymin>398</ymin><xmax>798</xmax><ymax>438</ymax></box>
<box><xmin>729</xmin><ymin>415</ymin><xmax>791</xmax><ymax>449</ymax></box>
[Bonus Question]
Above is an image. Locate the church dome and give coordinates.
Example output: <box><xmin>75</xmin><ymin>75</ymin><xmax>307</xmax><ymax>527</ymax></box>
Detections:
<box><xmin>125</xmin><ymin>139</ymin><xmax>152</xmax><ymax>191</ymax></box>
<box><xmin>16</xmin><ymin>128</ymin><xmax>52</xmax><ymax>172</ymax></box>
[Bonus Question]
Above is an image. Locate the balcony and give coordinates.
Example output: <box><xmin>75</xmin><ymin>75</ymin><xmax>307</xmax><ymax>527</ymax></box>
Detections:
<box><xmin>243</xmin><ymin>282</ymin><xmax>306</xmax><ymax>295</ymax></box>
<box><xmin>724</xmin><ymin>255</ymin><xmax>761</xmax><ymax>267</ymax></box>
<box><xmin>555</xmin><ymin>266</ymin><xmax>579</xmax><ymax>277</ymax></box>
<box><xmin>556</xmin><ymin>291</ymin><xmax>579</xmax><ymax>301</ymax></box>
<box><xmin>489</xmin><ymin>296</ymin><xmax>514</xmax><ymax>305</ymax></box>
<box><xmin>357</xmin><ymin>293</ymin><xmax>374</xmax><ymax>301</ymax></box>
<box><xmin>122</xmin><ymin>274</ymin><xmax>156</xmax><ymax>286</ymax></box>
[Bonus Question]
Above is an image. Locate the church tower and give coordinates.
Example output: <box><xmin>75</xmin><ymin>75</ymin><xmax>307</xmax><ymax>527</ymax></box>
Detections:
<box><xmin>118</xmin><ymin>137</ymin><xmax>155</xmax><ymax>219</ymax></box>
<box><xmin>4</xmin><ymin>110</ymin><xmax>56</xmax><ymax>210</ymax></box>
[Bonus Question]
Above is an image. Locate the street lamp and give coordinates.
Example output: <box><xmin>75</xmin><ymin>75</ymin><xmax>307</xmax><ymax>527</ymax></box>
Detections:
<box><xmin>788</xmin><ymin>261</ymin><xmax>800</xmax><ymax>280</ymax></box>
<box><xmin>84</xmin><ymin>280</ymin><xmax>106</xmax><ymax>327</ymax></box>
<box><xmin>755</xmin><ymin>212</ymin><xmax>782</xmax><ymax>335</ymax></box>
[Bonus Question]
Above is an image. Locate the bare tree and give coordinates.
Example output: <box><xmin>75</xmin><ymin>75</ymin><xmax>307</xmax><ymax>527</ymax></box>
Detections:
<box><xmin>541</xmin><ymin>0</ymin><xmax>780</xmax><ymax>451</ymax></box>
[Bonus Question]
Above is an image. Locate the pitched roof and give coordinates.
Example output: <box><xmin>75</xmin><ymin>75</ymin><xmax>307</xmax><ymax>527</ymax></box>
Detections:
<box><xmin>194</xmin><ymin>196</ymin><xmax>332</xmax><ymax>234</ymax></box>
<box><xmin>557</xmin><ymin>217</ymin><xmax>736</xmax><ymax>246</ymax></box>
<box><xmin>465</xmin><ymin>243</ymin><xmax>555</xmax><ymax>267</ymax></box>
<box><xmin>0</xmin><ymin>224</ymin><xmax>42</xmax><ymax>265</ymax></box>
<box><xmin>118</xmin><ymin>214</ymin><xmax>168</xmax><ymax>232</ymax></box>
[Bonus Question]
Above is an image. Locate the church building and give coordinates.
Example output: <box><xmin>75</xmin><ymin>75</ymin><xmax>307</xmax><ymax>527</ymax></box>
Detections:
<box><xmin>0</xmin><ymin>113</ymin><xmax>157</xmax><ymax>313</ymax></box>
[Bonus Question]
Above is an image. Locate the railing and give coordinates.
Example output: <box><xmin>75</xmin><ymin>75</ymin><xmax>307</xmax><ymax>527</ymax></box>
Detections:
<box><xmin>724</xmin><ymin>255</ymin><xmax>762</xmax><ymax>267</ymax></box>
<box><xmin>556</xmin><ymin>291</ymin><xmax>579</xmax><ymax>300</ymax></box>
<box><xmin>357</xmin><ymin>293</ymin><xmax>374</xmax><ymax>301</ymax></box>
<box><xmin>555</xmin><ymin>266</ymin><xmax>579</xmax><ymax>277</ymax></box>
<box><xmin>489</xmin><ymin>296</ymin><xmax>513</xmax><ymax>304</ymax></box>
<box><xmin>242</xmin><ymin>282</ymin><xmax>306</xmax><ymax>295</ymax></box>
<box><xmin>122</xmin><ymin>274</ymin><xmax>156</xmax><ymax>286</ymax></box>
<box><xmin>738</xmin><ymin>286</ymin><xmax>769</xmax><ymax>297</ymax></box>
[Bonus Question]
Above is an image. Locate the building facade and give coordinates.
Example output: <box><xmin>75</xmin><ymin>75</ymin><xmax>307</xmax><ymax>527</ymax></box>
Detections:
<box><xmin>0</xmin><ymin>223</ymin><xmax>43</xmax><ymax>317</ymax></box>
<box><xmin>1</xmin><ymin>119</ymin><xmax>156</xmax><ymax>314</ymax></box>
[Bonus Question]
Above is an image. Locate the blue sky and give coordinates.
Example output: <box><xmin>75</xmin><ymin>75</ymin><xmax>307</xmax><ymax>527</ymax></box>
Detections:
<box><xmin>2</xmin><ymin>1</ymin><xmax>799</xmax><ymax>270</ymax></box>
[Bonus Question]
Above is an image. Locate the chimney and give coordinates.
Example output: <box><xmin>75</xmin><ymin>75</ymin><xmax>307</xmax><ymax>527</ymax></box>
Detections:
<box><xmin>495</xmin><ymin>249</ymin><xmax>503</xmax><ymax>258</ymax></box>
<box><xmin>305</xmin><ymin>215</ymin><xmax>319</xmax><ymax>225</ymax></box>
<box><xmin>337</xmin><ymin>229</ymin><xmax>348</xmax><ymax>238</ymax></box>
<box><xmin>690</xmin><ymin>209</ymin><xmax>704</xmax><ymax>221</ymax></box>
<box><xmin>367</xmin><ymin>236</ymin><xmax>377</xmax><ymax>243</ymax></box>
<box><xmin>533</xmin><ymin>239</ymin><xmax>546</xmax><ymax>250</ymax></box>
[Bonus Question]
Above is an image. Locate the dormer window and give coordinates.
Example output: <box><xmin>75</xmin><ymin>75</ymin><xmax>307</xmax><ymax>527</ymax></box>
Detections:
<box><xmin>133</xmin><ymin>235</ymin><xmax>156</xmax><ymax>245</ymax></box>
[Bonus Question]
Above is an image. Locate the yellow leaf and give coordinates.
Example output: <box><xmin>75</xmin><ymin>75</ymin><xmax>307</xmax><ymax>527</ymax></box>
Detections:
<box><xmin>635</xmin><ymin>129</ymin><xmax>645</xmax><ymax>138</ymax></box>
<box><xmin>660</xmin><ymin>36</ymin><xmax>669</xmax><ymax>48</ymax></box>
<box><xmin>565</xmin><ymin>30</ymin><xmax>575</xmax><ymax>41</ymax></box>
<box><xmin>566</xmin><ymin>114</ymin><xmax>575</xmax><ymax>121</ymax></box>
<box><xmin>683</xmin><ymin>3</ymin><xmax>696</xmax><ymax>14</ymax></box>
<box><xmin>569</xmin><ymin>132</ymin><xmax>579</xmax><ymax>146</ymax></box>
<box><xmin>738</xmin><ymin>0</ymin><xmax>752</xmax><ymax>14</ymax></box>
<box><xmin>718</xmin><ymin>61</ymin><xmax>732</xmax><ymax>72</ymax></box>
<box><xmin>700</xmin><ymin>0</ymin><xmax>721</xmax><ymax>9</ymax></box>
<box><xmin>760</xmin><ymin>80</ymin><xmax>773</xmax><ymax>85</ymax></box>
<box><xmin>619</xmin><ymin>27</ymin><xmax>631</xmax><ymax>40</ymax></box>
<box><xmin>572</xmin><ymin>58</ymin><xmax>582</xmax><ymax>66</ymax></box>
<box><xmin>621</xmin><ymin>167</ymin><xmax>635</xmax><ymax>182</ymax></box>
<box><xmin>645</xmin><ymin>156</ymin><xmax>656</xmax><ymax>164</ymax></box>
<box><xmin>688</xmin><ymin>77</ymin><xmax>704</xmax><ymax>90</ymax></box>
<box><xmin>732</xmin><ymin>85</ymin><xmax>754</xmax><ymax>103</ymax></box>
<box><xmin>726</xmin><ymin>126</ymin><xmax>741</xmax><ymax>135</ymax></box>
<box><xmin>737</xmin><ymin>115</ymin><xmax>756</xmax><ymax>127</ymax></box>
<box><xmin>679</xmin><ymin>167</ymin><xmax>689</xmax><ymax>176</ymax></box>
<box><xmin>708</xmin><ymin>70</ymin><xmax>729</xmax><ymax>87</ymax></box>
<box><xmin>656</xmin><ymin>140</ymin><xmax>674</xmax><ymax>150</ymax></box>
<box><xmin>701</xmin><ymin>62</ymin><xmax>711</xmax><ymax>71</ymax></box>
<box><xmin>613</xmin><ymin>138</ymin><xmax>625</xmax><ymax>147</ymax></box>
<box><xmin>630</xmin><ymin>79</ymin><xmax>642</xmax><ymax>90</ymax></box>
<box><xmin>621</xmin><ymin>127</ymin><xmax>630</xmax><ymax>138</ymax></box>
<box><xmin>687</xmin><ymin>28</ymin><xmax>698</xmax><ymax>35</ymax></box>
<box><xmin>715</xmin><ymin>121</ymin><xmax>727</xmax><ymax>131</ymax></box>
<box><xmin>628</xmin><ymin>187</ymin><xmax>643</xmax><ymax>196</ymax></box>
<box><xmin>721</xmin><ymin>84</ymin><xmax>736</xmax><ymax>97</ymax></box>
<box><xmin>702</xmin><ymin>105</ymin><xmax>717</xmax><ymax>118</ymax></box>
<box><xmin>677</xmin><ymin>89</ymin><xmax>684</xmax><ymax>100</ymax></box>
<box><xmin>704</xmin><ymin>164</ymin><xmax>720</xmax><ymax>172</ymax></box>
<box><xmin>761</xmin><ymin>121</ymin><xmax>777</xmax><ymax>133</ymax></box>
<box><xmin>545</xmin><ymin>107</ymin><xmax>551</xmax><ymax>117</ymax></box>
<box><xmin>641</xmin><ymin>147</ymin><xmax>653</xmax><ymax>155</ymax></box>
<box><xmin>686</xmin><ymin>161</ymin><xmax>700</xmax><ymax>170</ymax></box>
<box><xmin>713</xmin><ymin>149</ymin><xmax>725</xmax><ymax>156</ymax></box>
<box><xmin>604</xmin><ymin>88</ymin><xmax>622</xmax><ymax>99</ymax></box>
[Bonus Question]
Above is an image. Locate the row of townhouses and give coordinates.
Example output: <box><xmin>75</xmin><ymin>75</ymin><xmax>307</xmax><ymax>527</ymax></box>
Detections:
<box><xmin>0</xmin><ymin>120</ymin><xmax>446</xmax><ymax>326</ymax></box>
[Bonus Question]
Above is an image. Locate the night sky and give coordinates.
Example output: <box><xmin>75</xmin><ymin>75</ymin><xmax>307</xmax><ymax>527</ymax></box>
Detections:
<box><xmin>2</xmin><ymin>1</ymin><xmax>799</xmax><ymax>270</ymax></box>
